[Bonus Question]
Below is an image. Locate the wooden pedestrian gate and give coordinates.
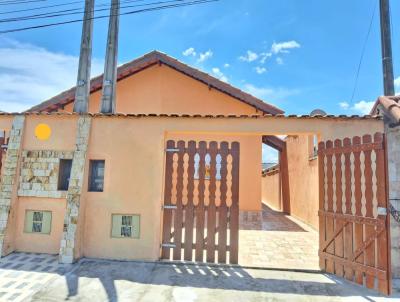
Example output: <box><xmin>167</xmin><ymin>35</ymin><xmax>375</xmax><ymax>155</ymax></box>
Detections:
<box><xmin>161</xmin><ymin>140</ymin><xmax>240</xmax><ymax>264</ymax></box>
<box><xmin>318</xmin><ymin>132</ymin><xmax>391</xmax><ymax>295</ymax></box>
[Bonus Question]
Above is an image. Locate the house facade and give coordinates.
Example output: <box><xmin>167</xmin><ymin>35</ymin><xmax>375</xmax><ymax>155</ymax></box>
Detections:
<box><xmin>0</xmin><ymin>51</ymin><xmax>394</xmax><ymax>294</ymax></box>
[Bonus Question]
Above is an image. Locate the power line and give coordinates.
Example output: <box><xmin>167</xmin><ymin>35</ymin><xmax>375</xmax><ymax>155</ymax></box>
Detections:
<box><xmin>0</xmin><ymin>0</ymin><xmax>182</xmax><ymax>23</ymax></box>
<box><xmin>0</xmin><ymin>0</ymin><xmax>46</xmax><ymax>5</ymax></box>
<box><xmin>350</xmin><ymin>0</ymin><xmax>377</xmax><ymax>103</ymax></box>
<box><xmin>0</xmin><ymin>0</ymin><xmax>145</xmax><ymax>16</ymax></box>
<box><xmin>0</xmin><ymin>0</ymin><xmax>218</xmax><ymax>34</ymax></box>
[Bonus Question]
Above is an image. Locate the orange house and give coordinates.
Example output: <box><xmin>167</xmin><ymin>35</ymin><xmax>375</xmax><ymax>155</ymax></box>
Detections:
<box><xmin>0</xmin><ymin>51</ymin><xmax>393</xmax><ymax>295</ymax></box>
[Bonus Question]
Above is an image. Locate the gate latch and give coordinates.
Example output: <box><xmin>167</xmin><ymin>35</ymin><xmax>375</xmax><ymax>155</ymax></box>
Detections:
<box><xmin>377</xmin><ymin>207</ymin><xmax>387</xmax><ymax>216</ymax></box>
<box><xmin>162</xmin><ymin>204</ymin><xmax>177</xmax><ymax>210</ymax></box>
<box><xmin>161</xmin><ymin>243</ymin><xmax>176</xmax><ymax>248</ymax></box>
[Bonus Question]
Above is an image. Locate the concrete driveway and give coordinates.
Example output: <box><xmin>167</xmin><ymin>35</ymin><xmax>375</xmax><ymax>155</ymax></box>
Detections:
<box><xmin>31</xmin><ymin>259</ymin><xmax>399</xmax><ymax>302</ymax></box>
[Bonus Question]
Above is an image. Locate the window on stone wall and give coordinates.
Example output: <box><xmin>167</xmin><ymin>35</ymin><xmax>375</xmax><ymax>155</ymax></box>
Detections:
<box><xmin>111</xmin><ymin>214</ymin><xmax>140</xmax><ymax>238</ymax></box>
<box><xmin>88</xmin><ymin>160</ymin><xmax>105</xmax><ymax>192</ymax></box>
<box><xmin>58</xmin><ymin>159</ymin><xmax>72</xmax><ymax>191</ymax></box>
<box><xmin>24</xmin><ymin>210</ymin><xmax>51</xmax><ymax>234</ymax></box>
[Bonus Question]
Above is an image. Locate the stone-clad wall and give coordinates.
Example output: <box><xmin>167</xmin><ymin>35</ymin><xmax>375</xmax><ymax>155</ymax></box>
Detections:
<box><xmin>18</xmin><ymin>150</ymin><xmax>74</xmax><ymax>199</ymax></box>
<box><xmin>0</xmin><ymin>116</ymin><xmax>25</xmax><ymax>256</ymax></box>
<box><xmin>387</xmin><ymin>125</ymin><xmax>400</xmax><ymax>278</ymax></box>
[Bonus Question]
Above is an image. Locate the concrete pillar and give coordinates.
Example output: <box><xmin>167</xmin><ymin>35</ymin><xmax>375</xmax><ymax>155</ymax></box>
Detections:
<box><xmin>59</xmin><ymin>116</ymin><xmax>91</xmax><ymax>263</ymax></box>
<box><xmin>386</xmin><ymin>125</ymin><xmax>400</xmax><ymax>278</ymax></box>
<box><xmin>0</xmin><ymin>116</ymin><xmax>25</xmax><ymax>256</ymax></box>
<box><xmin>100</xmin><ymin>0</ymin><xmax>120</xmax><ymax>113</ymax></box>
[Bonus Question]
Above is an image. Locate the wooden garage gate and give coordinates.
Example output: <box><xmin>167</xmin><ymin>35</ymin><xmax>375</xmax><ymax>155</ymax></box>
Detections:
<box><xmin>318</xmin><ymin>132</ymin><xmax>391</xmax><ymax>295</ymax></box>
<box><xmin>161</xmin><ymin>140</ymin><xmax>240</xmax><ymax>264</ymax></box>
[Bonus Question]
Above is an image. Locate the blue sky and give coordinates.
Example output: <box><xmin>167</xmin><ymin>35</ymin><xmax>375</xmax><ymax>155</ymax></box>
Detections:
<box><xmin>0</xmin><ymin>0</ymin><xmax>399</xmax><ymax>161</ymax></box>
<box><xmin>0</xmin><ymin>0</ymin><xmax>399</xmax><ymax>114</ymax></box>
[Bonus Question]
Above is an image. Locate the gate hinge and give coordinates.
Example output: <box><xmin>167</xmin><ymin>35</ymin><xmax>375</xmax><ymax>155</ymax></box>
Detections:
<box><xmin>377</xmin><ymin>207</ymin><xmax>387</xmax><ymax>216</ymax></box>
<box><xmin>161</xmin><ymin>243</ymin><xmax>176</xmax><ymax>248</ymax></box>
<box><xmin>162</xmin><ymin>204</ymin><xmax>177</xmax><ymax>210</ymax></box>
<box><xmin>165</xmin><ymin>148</ymin><xmax>179</xmax><ymax>152</ymax></box>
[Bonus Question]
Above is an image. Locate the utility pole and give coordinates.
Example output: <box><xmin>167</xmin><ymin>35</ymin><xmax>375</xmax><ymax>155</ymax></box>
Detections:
<box><xmin>100</xmin><ymin>0</ymin><xmax>120</xmax><ymax>113</ymax></box>
<box><xmin>73</xmin><ymin>0</ymin><xmax>95</xmax><ymax>113</ymax></box>
<box><xmin>379</xmin><ymin>0</ymin><xmax>395</xmax><ymax>96</ymax></box>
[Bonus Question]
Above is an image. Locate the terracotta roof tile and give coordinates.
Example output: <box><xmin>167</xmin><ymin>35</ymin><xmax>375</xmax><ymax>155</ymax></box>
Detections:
<box><xmin>27</xmin><ymin>51</ymin><xmax>284</xmax><ymax>115</ymax></box>
<box><xmin>0</xmin><ymin>112</ymin><xmax>382</xmax><ymax>121</ymax></box>
<box><xmin>370</xmin><ymin>96</ymin><xmax>400</xmax><ymax>124</ymax></box>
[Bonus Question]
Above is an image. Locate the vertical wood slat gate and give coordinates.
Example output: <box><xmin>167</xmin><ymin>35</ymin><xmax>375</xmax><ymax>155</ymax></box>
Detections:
<box><xmin>318</xmin><ymin>132</ymin><xmax>391</xmax><ymax>295</ymax></box>
<box><xmin>161</xmin><ymin>140</ymin><xmax>240</xmax><ymax>264</ymax></box>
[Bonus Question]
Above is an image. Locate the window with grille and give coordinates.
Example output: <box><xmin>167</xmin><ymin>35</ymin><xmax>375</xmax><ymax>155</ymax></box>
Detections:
<box><xmin>111</xmin><ymin>214</ymin><xmax>140</xmax><ymax>238</ymax></box>
<box><xmin>88</xmin><ymin>160</ymin><xmax>105</xmax><ymax>192</ymax></box>
<box><xmin>24</xmin><ymin>210</ymin><xmax>51</xmax><ymax>234</ymax></box>
<box><xmin>58</xmin><ymin>159</ymin><xmax>72</xmax><ymax>191</ymax></box>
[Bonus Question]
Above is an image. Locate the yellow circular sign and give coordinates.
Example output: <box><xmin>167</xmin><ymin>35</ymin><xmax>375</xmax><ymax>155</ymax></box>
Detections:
<box><xmin>35</xmin><ymin>123</ymin><xmax>51</xmax><ymax>140</ymax></box>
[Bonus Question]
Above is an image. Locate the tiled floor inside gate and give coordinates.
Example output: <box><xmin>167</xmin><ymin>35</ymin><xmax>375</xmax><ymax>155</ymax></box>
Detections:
<box><xmin>0</xmin><ymin>252</ymin><xmax>73</xmax><ymax>301</ymax></box>
<box><xmin>239</xmin><ymin>204</ymin><xmax>320</xmax><ymax>270</ymax></box>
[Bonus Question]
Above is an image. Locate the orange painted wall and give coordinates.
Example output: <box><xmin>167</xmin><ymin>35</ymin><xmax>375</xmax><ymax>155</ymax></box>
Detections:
<box><xmin>286</xmin><ymin>135</ymin><xmax>319</xmax><ymax>230</ymax></box>
<box><xmin>0</xmin><ymin>114</ymin><xmax>383</xmax><ymax>258</ymax></box>
<box><xmin>63</xmin><ymin>64</ymin><xmax>259</xmax><ymax>115</ymax></box>
<box><xmin>14</xmin><ymin>197</ymin><xmax>66</xmax><ymax>254</ymax></box>
<box><xmin>261</xmin><ymin>169</ymin><xmax>281</xmax><ymax>211</ymax></box>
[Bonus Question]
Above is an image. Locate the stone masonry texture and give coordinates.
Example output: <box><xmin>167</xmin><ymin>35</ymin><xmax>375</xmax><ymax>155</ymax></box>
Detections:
<box><xmin>0</xmin><ymin>116</ymin><xmax>25</xmax><ymax>256</ymax></box>
<box><xmin>18</xmin><ymin>150</ymin><xmax>74</xmax><ymax>199</ymax></box>
<box><xmin>59</xmin><ymin>116</ymin><xmax>91</xmax><ymax>264</ymax></box>
<box><xmin>387</xmin><ymin>125</ymin><xmax>400</xmax><ymax>278</ymax></box>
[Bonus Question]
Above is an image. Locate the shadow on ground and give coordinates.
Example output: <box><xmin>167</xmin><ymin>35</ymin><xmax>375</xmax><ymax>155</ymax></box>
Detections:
<box><xmin>31</xmin><ymin>259</ymin><xmax>397</xmax><ymax>302</ymax></box>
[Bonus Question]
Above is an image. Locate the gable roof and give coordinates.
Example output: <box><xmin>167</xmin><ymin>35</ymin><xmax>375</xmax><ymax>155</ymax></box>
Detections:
<box><xmin>27</xmin><ymin>51</ymin><xmax>284</xmax><ymax>114</ymax></box>
<box><xmin>370</xmin><ymin>95</ymin><xmax>400</xmax><ymax>124</ymax></box>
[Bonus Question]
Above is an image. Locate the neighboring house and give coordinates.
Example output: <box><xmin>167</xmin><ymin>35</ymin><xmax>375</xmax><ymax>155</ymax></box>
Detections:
<box><xmin>371</xmin><ymin>96</ymin><xmax>400</xmax><ymax>279</ymax></box>
<box><xmin>0</xmin><ymin>51</ymin><xmax>394</xmax><ymax>295</ymax></box>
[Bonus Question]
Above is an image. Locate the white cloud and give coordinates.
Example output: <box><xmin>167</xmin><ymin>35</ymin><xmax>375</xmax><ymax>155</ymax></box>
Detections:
<box><xmin>182</xmin><ymin>47</ymin><xmax>196</xmax><ymax>57</ymax></box>
<box><xmin>339</xmin><ymin>101</ymin><xmax>349</xmax><ymax>110</ymax></box>
<box><xmin>243</xmin><ymin>83</ymin><xmax>299</xmax><ymax>101</ymax></box>
<box><xmin>239</xmin><ymin>50</ymin><xmax>258</xmax><ymax>62</ymax></box>
<box><xmin>223</xmin><ymin>63</ymin><xmax>230</xmax><ymax>68</ymax></box>
<box><xmin>352</xmin><ymin>100</ymin><xmax>374</xmax><ymax>115</ymax></box>
<box><xmin>254</xmin><ymin>66</ymin><xmax>267</xmax><ymax>74</ymax></box>
<box><xmin>259</xmin><ymin>52</ymin><xmax>272</xmax><ymax>64</ymax></box>
<box><xmin>211</xmin><ymin>67</ymin><xmax>228</xmax><ymax>83</ymax></box>
<box><xmin>395</xmin><ymin>76</ymin><xmax>400</xmax><ymax>91</ymax></box>
<box><xmin>0</xmin><ymin>38</ymin><xmax>103</xmax><ymax>112</ymax></box>
<box><xmin>271</xmin><ymin>40</ymin><xmax>301</xmax><ymax>54</ymax></box>
<box><xmin>276</xmin><ymin>57</ymin><xmax>284</xmax><ymax>65</ymax></box>
<box><xmin>339</xmin><ymin>100</ymin><xmax>374</xmax><ymax>115</ymax></box>
<box><xmin>197</xmin><ymin>50</ymin><xmax>213</xmax><ymax>63</ymax></box>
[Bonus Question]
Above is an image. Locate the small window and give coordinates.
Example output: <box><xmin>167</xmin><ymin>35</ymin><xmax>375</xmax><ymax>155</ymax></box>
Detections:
<box><xmin>308</xmin><ymin>134</ymin><xmax>318</xmax><ymax>159</ymax></box>
<box><xmin>89</xmin><ymin>160</ymin><xmax>105</xmax><ymax>192</ymax></box>
<box><xmin>111</xmin><ymin>214</ymin><xmax>140</xmax><ymax>238</ymax></box>
<box><xmin>24</xmin><ymin>210</ymin><xmax>51</xmax><ymax>234</ymax></box>
<box><xmin>58</xmin><ymin>159</ymin><xmax>72</xmax><ymax>191</ymax></box>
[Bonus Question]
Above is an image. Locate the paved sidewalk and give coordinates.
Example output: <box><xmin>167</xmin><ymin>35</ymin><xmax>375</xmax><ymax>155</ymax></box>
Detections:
<box><xmin>0</xmin><ymin>252</ymin><xmax>73</xmax><ymax>301</ymax></box>
<box><xmin>239</xmin><ymin>204</ymin><xmax>319</xmax><ymax>270</ymax></box>
<box><xmin>32</xmin><ymin>259</ymin><xmax>399</xmax><ymax>301</ymax></box>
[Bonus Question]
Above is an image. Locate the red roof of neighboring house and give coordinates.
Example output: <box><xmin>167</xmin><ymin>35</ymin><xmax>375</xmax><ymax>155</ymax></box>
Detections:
<box><xmin>27</xmin><ymin>50</ymin><xmax>284</xmax><ymax>114</ymax></box>
<box><xmin>370</xmin><ymin>96</ymin><xmax>400</xmax><ymax>123</ymax></box>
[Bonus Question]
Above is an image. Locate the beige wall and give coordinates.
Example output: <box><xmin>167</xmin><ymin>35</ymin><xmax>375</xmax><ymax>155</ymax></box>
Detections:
<box><xmin>63</xmin><ymin>65</ymin><xmax>259</xmax><ymax>115</ymax></box>
<box><xmin>0</xmin><ymin>114</ymin><xmax>383</xmax><ymax>259</ymax></box>
<box><xmin>14</xmin><ymin>197</ymin><xmax>66</xmax><ymax>254</ymax></box>
<box><xmin>286</xmin><ymin>135</ymin><xmax>319</xmax><ymax>230</ymax></box>
<box><xmin>261</xmin><ymin>168</ymin><xmax>281</xmax><ymax>211</ymax></box>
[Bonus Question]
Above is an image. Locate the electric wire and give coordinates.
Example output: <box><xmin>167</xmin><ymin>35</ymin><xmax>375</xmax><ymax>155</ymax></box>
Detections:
<box><xmin>350</xmin><ymin>0</ymin><xmax>377</xmax><ymax>103</ymax></box>
<box><xmin>0</xmin><ymin>0</ymin><xmax>218</xmax><ymax>34</ymax></box>
<box><xmin>0</xmin><ymin>0</ymin><xmax>187</xmax><ymax>23</ymax></box>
